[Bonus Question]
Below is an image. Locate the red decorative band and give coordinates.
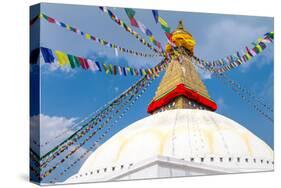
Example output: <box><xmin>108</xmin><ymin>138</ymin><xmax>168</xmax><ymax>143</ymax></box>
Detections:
<box><xmin>147</xmin><ymin>83</ymin><xmax>217</xmax><ymax>113</ymax></box>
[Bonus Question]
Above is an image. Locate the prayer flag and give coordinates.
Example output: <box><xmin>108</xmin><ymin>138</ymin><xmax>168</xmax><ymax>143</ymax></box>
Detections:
<box><xmin>114</xmin><ymin>48</ymin><xmax>119</xmax><ymax>57</ymax></box>
<box><xmin>113</xmin><ymin>65</ymin><xmax>117</xmax><ymax>75</ymax></box>
<box><xmin>259</xmin><ymin>42</ymin><xmax>266</xmax><ymax>50</ymax></box>
<box><xmin>152</xmin><ymin>10</ymin><xmax>159</xmax><ymax>23</ymax></box>
<box><xmin>87</xmin><ymin>59</ymin><xmax>98</xmax><ymax>72</ymax></box>
<box><xmin>130</xmin><ymin>17</ymin><xmax>139</xmax><ymax>27</ymax></box>
<box><xmin>41</xmin><ymin>47</ymin><xmax>54</xmax><ymax>63</ymax></box>
<box><xmin>142</xmin><ymin>69</ymin><xmax>147</xmax><ymax>75</ymax></box>
<box><xmin>67</xmin><ymin>54</ymin><xmax>76</xmax><ymax>68</ymax></box>
<box><xmin>73</xmin><ymin>56</ymin><xmax>81</xmax><ymax>67</ymax></box>
<box><xmin>95</xmin><ymin>61</ymin><xmax>102</xmax><ymax>71</ymax></box>
<box><xmin>122</xmin><ymin>67</ymin><xmax>127</xmax><ymax>76</ymax></box>
<box><xmin>158</xmin><ymin>16</ymin><xmax>168</xmax><ymax>28</ymax></box>
<box><xmin>124</xmin><ymin>8</ymin><xmax>135</xmax><ymax>18</ymax></box>
<box><xmin>256</xmin><ymin>44</ymin><xmax>262</xmax><ymax>53</ymax></box>
<box><xmin>138</xmin><ymin>21</ymin><xmax>146</xmax><ymax>34</ymax></box>
<box><xmin>55</xmin><ymin>50</ymin><xmax>70</xmax><ymax>67</ymax></box>
<box><xmin>109</xmin><ymin>64</ymin><xmax>114</xmax><ymax>74</ymax></box>
<box><xmin>246</xmin><ymin>47</ymin><xmax>253</xmax><ymax>57</ymax></box>
<box><xmin>85</xmin><ymin>33</ymin><xmax>91</xmax><ymax>40</ymax></box>
<box><xmin>102</xmin><ymin>63</ymin><xmax>110</xmax><ymax>74</ymax></box>
<box><xmin>77</xmin><ymin>57</ymin><xmax>87</xmax><ymax>69</ymax></box>
<box><xmin>145</xmin><ymin>29</ymin><xmax>153</xmax><ymax>36</ymax></box>
<box><xmin>118</xmin><ymin>66</ymin><xmax>123</xmax><ymax>75</ymax></box>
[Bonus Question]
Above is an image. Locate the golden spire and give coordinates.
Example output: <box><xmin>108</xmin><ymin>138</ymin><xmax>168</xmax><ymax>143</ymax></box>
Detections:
<box><xmin>147</xmin><ymin>21</ymin><xmax>217</xmax><ymax>114</ymax></box>
<box><xmin>177</xmin><ymin>20</ymin><xmax>185</xmax><ymax>30</ymax></box>
<box><xmin>174</xmin><ymin>20</ymin><xmax>191</xmax><ymax>35</ymax></box>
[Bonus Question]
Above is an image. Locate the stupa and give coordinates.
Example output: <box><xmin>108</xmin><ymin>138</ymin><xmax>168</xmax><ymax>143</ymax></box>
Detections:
<box><xmin>64</xmin><ymin>21</ymin><xmax>273</xmax><ymax>184</ymax></box>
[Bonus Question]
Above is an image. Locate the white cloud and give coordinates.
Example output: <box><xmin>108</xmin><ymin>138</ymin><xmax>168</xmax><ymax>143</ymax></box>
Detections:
<box><xmin>30</xmin><ymin>114</ymin><xmax>78</xmax><ymax>153</ymax></box>
<box><xmin>39</xmin><ymin>54</ymin><xmax>77</xmax><ymax>77</ymax></box>
<box><xmin>197</xmin><ymin>19</ymin><xmax>268</xmax><ymax>59</ymax></box>
<box><xmin>195</xmin><ymin>19</ymin><xmax>271</xmax><ymax>73</ymax></box>
<box><xmin>195</xmin><ymin>66</ymin><xmax>212</xmax><ymax>80</ymax></box>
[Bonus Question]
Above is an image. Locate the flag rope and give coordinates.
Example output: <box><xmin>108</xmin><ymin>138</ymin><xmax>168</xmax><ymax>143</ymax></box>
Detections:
<box><xmin>31</xmin><ymin>101</ymin><xmax>114</xmax><ymax>148</ymax></box>
<box><xmin>192</xmin><ymin>32</ymin><xmax>274</xmax><ymax>73</ymax></box>
<box><xmin>34</xmin><ymin>57</ymin><xmax>167</xmax><ymax>167</ymax></box>
<box><xmin>215</xmin><ymin>73</ymin><xmax>273</xmax><ymax>122</ymax></box>
<box><xmin>124</xmin><ymin>8</ymin><xmax>164</xmax><ymax>52</ymax></box>
<box><xmin>41</xmin><ymin>76</ymin><xmax>153</xmax><ymax>180</ymax></box>
<box><xmin>32</xmin><ymin>47</ymin><xmax>167</xmax><ymax>77</ymax></box>
<box><xmin>39</xmin><ymin>76</ymin><xmax>149</xmax><ymax>164</ymax></box>
<box><xmin>47</xmin><ymin>77</ymin><xmax>155</xmax><ymax>182</ymax></box>
<box><xmin>30</xmin><ymin>14</ymin><xmax>161</xmax><ymax>58</ymax></box>
<box><xmin>39</xmin><ymin>78</ymin><xmax>147</xmax><ymax>170</ymax></box>
<box><xmin>99</xmin><ymin>7</ymin><xmax>164</xmax><ymax>56</ymax></box>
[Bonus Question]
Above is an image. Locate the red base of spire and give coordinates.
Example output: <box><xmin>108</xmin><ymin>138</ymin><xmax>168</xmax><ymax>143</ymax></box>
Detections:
<box><xmin>147</xmin><ymin>83</ymin><xmax>217</xmax><ymax>114</ymax></box>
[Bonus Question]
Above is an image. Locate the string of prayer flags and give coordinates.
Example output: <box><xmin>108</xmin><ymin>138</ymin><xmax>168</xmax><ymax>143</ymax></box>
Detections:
<box><xmin>265</xmin><ymin>31</ymin><xmax>274</xmax><ymax>40</ymax></box>
<box><xmin>40</xmin><ymin>78</ymin><xmax>145</xmax><ymax>163</ymax></box>
<box><xmin>41</xmin><ymin>78</ymin><xmax>151</xmax><ymax>178</ymax></box>
<box><xmin>124</xmin><ymin>8</ymin><xmax>139</xmax><ymax>27</ymax></box>
<box><xmin>99</xmin><ymin>6</ymin><xmax>164</xmax><ymax>55</ymax></box>
<box><xmin>151</xmin><ymin>10</ymin><xmax>173</xmax><ymax>42</ymax></box>
<box><xmin>215</xmin><ymin>73</ymin><xmax>273</xmax><ymax>122</ymax></box>
<box><xmin>124</xmin><ymin>8</ymin><xmax>163</xmax><ymax>51</ymax></box>
<box><xmin>31</xmin><ymin>13</ymin><xmax>160</xmax><ymax>58</ymax></box>
<box><xmin>37</xmin><ymin>47</ymin><xmax>166</xmax><ymax>78</ymax></box>
<box><xmin>48</xmin><ymin>78</ymin><xmax>154</xmax><ymax>181</ymax></box>
<box><xmin>191</xmin><ymin>31</ymin><xmax>274</xmax><ymax>73</ymax></box>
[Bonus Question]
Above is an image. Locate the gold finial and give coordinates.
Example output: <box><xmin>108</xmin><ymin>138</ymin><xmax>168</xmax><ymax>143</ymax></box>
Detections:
<box><xmin>176</xmin><ymin>20</ymin><xmax>185</xmax><ymax>30</ymax></box>
<box><xmin>165</xmin><ymin>20</ymin><xmax>196</xmax><ymax>55</ymax></box>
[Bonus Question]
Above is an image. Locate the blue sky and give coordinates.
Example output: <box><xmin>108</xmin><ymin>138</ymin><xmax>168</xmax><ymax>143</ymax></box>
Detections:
<box><xmin>30</xmin><ymin>3</ymin><xmax>273</xmax><ymax>182</ymax></box>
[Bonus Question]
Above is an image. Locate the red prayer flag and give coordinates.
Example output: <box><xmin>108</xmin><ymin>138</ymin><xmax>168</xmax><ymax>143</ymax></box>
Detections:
<box><xmin>130</xmin><ymin>17</ymin><xmax>139</xmax><ymax>28</ymax></box>
<box><xmin>113</xmin><ymin>65</ymin><xmax>117</xmax><ymax>75</ymax></box>
<box><xmin>84</xmin><ymin>59</ymin><xmax>90</xmax><ymax>69</ymax></box>
<box><xmin>47</xmin><ymin>17</ymin><xmax>56</xmax><ymax>23</ymax></box>
<box><xmin>77</xmin><ymin>57</ymin><xmax>86</xmax><ymax>69</ymax></box>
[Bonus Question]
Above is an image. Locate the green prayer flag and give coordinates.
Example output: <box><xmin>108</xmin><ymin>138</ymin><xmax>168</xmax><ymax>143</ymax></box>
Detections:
<box><xmin>73</xmin><ymin>56</ymin><xmax>81</xmax><ymax>67</ymax></box>
<box><xmin>103</xmin><ymin>63</ymin><xmax>110</xmax><ymax>74</ymax></box>
<box><xmin>124</xmin><ymin>8</ymin><xmax>135</xmax><ymax>18</ymax></box>
<box><xmin>161</xmin><ymin>25</ymin><xmax>171</xmax><ymax>33</ymax></box>
<box><xmin>67</xmin><ymin>54</ymin><xmax>76</xmax><ymax>69</ymax></box>
<box><xmin>109</xmin><ymin>64</ymin><xmax>113</xmax><ymax>74</ymax></box>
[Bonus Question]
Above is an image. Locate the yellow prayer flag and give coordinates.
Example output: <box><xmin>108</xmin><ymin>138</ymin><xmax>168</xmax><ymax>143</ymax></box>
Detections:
<box><xmin>55</xmin><ymin>50</ymin><xmax>70</xmax><ymax>67</ymax></box>
<box><xmin>158</xmin><ymin>16</ymin><xmax>168</xmax><ymax>28</ymax></box>
<box><xmin>245</xmin><ymin>53</ymin><xmax>251</xmax><ymax>60</ymax></box>
<box><xmin>66</xmin><ymin>24</ymin><xmax>70</xmax><ymax>30</ymax></box>
<box><xmin>149</xmin><ymin>36</ymin><xmax>155</xmax><ymax>43</ymax></box>
<box><xmin>85</xmin><ymin>33</ymin><xmax>91</xmax><ymax>40</ymax></box>
<box><xmin>256</xmin><ymin>45</ymin><xmax>262</xmax><ymax>53</ymax></box>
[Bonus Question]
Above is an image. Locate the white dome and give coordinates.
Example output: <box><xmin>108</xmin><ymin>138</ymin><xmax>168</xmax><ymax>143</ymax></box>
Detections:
<box><xmin>67</xmin><ymin>109</ymin><xmax>273</xmax><ymax>182</ymax></box>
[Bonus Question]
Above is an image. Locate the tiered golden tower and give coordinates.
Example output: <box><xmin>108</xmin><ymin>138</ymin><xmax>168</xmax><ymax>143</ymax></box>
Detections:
<box><xmin>147</xmin><ymin>21</ymin><xmax>217</xmax><ymax>114</ymax></box>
